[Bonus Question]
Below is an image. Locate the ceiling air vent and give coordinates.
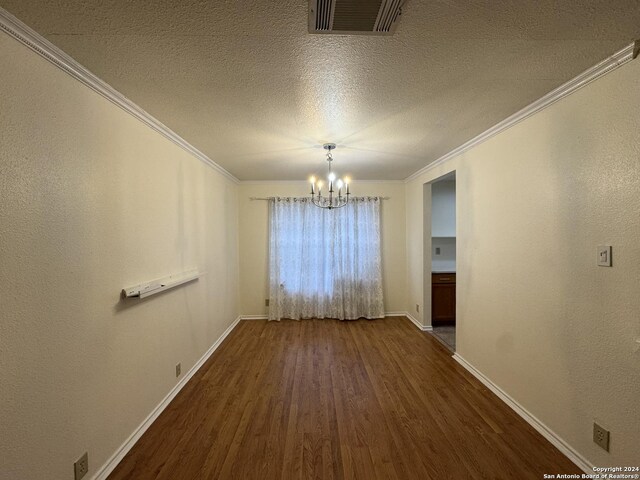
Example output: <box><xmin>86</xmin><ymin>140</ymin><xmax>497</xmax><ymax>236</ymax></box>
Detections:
<box><xmin>309</xmin><ymin>0</ymin><xmax>406</xmax><ymax>35</ymax></box>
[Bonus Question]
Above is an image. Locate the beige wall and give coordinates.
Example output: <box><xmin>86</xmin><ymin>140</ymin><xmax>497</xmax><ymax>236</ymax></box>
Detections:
<box><xmin>238</xmin><ymin>182</ymin><xmax>407</xmax><ymax>316</ymax></box>
<box><xmin>0</xmin><ymin>33</ymin><xmax>239</xmax><ymax>480</ymax></box>
<box><xmin>406</xmin><ymin>58</ymin><xmax>640</xmax><ymax>465</ymax></box>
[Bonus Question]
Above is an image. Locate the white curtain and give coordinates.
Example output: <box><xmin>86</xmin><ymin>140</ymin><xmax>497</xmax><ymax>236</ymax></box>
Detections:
<box><xmin>268</xmin><ymin>196</ymin><xmax>384</xmax><ymax>321</ymax></box>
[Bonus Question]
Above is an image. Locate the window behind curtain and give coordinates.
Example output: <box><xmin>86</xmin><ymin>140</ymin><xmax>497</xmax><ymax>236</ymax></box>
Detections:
<box><xmin>268</xmin><ymin>197</ymin><xmax>384</xmax><ymax>321</ymax></box>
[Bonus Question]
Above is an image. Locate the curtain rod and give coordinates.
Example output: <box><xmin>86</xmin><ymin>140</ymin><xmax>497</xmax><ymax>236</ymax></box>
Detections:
<box><xmin>249</xmin><ymin>196</ymin><xmax>391</xmax><ymax>200</ymax></box>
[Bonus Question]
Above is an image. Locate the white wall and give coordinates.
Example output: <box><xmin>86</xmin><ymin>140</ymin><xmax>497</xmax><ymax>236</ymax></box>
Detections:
<box><xmin>431</xmin><ymin>180</ymin><xmax>456</xmax><ymax>272</ymax></box>
<box><xmin>431</xmin><ymin>180</ymin><xmax>456</xmax><ymax>237</ymax></box>
<box><xmin>432</xmin><ymin>237</ymin><xmax>456</xmax><ymax>273</ymax></box>
<box><xmin>238</xmin><ymin>182</ymin><xmax>407</xmax><ymax>316</ymax></box>
<box><xmin>0</xmin><ymin>32</ymin><xmax>240</xmax><ymax>480</ymax></box>
<box><xmin>406</xmin><ymin>57</ymin><xmax>640</xmax><ymax>466</ymax></box>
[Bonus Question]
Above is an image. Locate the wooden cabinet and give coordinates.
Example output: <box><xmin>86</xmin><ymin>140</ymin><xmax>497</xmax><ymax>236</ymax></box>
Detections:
<box><xmin>432</xmin><ymin>273</ymin><xmax>456</xmax><ymax>323</ymax></box>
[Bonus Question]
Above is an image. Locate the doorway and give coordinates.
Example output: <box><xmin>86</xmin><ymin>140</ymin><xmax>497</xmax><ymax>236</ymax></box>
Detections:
<box><xmin>426</xmin><ymin>172</ymin><xmax>456</xmax><ymax>351</ymax></box>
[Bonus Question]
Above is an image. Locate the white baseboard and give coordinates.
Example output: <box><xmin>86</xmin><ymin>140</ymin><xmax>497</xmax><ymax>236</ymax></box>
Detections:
<box><xmin>93</xmin><ymin>315</ymin><xmax>242</xmax><ymax>480</ymax></box>
<box><xmin>400</xmin><ymin>312</ymin><xmax>433</xmax><ymax>331</ymax></box>
<box><xmin>240</xmin><ymin>312</ymin><xmax>431</xmax><ymax>331</ymax></box>
<box><xmin>240</xmin><ymin>315</ymin><xmax>268</xmax><ymax>320</ymax></box>
<box><xmin>90</xmin><ymin>313</ymin><xmax>591</xmax><ymax>478</ymax></box>
<box><xmin>452</xmin><ymin>353</ymin><xmax>592</xmax><ymax>474</ymax></box>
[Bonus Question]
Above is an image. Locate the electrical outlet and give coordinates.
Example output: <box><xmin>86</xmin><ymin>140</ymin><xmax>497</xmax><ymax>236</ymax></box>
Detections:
<box><xmin>593</xmin><ymin>422</ymin><xmax>610</xmax><ymax>451</ymax></box>
<box><xmin>416</xmin><ymin>304</ymin><xmax>420</xmax><ymax>313</ymax></box>
<box><xmin>74</xmin><ymin>452</ymin><xmax>88</xmax><ymax>480</ymax></box>
<box><xmin>175</xmin><ymin>363</ymin><xmax>181</xmax><ymax>378</ymax></box>
<box><xmin>265</xmin><ymin>298</ymin><xmax>270</xmax><ymax>307</ymax></box>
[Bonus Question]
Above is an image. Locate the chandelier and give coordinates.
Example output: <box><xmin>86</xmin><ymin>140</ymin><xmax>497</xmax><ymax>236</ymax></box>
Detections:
<box><xmin>309</xmin><ymin>143</ymin><xmax>351</xmax><ymax>209</ymax></box>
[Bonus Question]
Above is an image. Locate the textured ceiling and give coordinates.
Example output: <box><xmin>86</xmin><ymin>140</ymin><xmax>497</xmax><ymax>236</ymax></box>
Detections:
<box><xmin>3</xmin><ymin>1</ymin><xmax>640</xmax><ymax>180</ymax></box>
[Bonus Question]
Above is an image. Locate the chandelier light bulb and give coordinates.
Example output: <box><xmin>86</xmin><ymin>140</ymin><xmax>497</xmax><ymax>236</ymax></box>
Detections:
<box><xmin>344</xmin><ymin>176</ymin><xmax>351</xmax><ymax>185</ymax></box>
<box><xmin>328</xmin><ymin>172</ymin><xmax>336</xmax><ymax>182</ymax></box>
<box><xmin>337</xmin><ymin>179</ymin><xmax>344</xmax><ymax>189</ymax></box>
<box><xmin>310</xmin><ymin>175</ymin><xmax>316</xmax><ymax>184</ymax></box>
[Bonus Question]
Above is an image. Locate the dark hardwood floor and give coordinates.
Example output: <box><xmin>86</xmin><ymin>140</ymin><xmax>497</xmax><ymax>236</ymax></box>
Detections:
<box><xmin>108</xmin><ymin>317</ymin><xmax>581</xmax><ymax>479</ymax></box>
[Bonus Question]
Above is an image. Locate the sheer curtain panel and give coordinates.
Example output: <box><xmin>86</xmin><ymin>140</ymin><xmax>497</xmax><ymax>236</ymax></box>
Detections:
<box><xmin>268</xmin><ymin>197</ymin><xmax>384</xmax><ymax>321</ymax></box>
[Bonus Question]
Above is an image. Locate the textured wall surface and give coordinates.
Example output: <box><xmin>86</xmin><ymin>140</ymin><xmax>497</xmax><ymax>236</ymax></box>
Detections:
<box><xmin>238</xmin><ymin>182</ymin><xmax>407</xmax><ymax>316</ymax></box>
<box><xmin>0</xmin><ymin>32</ymin><xmax>240</xmax><ymax>479</ymax></box>
<box><xmin>1</xmin><ymin>1</ymin><xmax>639</xmax><ymax>180</ymax></box>
<box><xmin>406</xmin><ymin>57</ymin><xmax>640</xmax><ymax>466</ymax></box>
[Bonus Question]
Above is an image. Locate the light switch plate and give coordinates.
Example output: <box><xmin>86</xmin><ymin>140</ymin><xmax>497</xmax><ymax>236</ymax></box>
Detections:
<box><xmin>597</xmin><ymin>246</ymin><xmax>612</xmax><ymax>267</ymax></box>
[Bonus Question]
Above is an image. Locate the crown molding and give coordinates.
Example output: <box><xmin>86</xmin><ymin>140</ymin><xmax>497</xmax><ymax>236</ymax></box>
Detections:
<box><xmin>238</xmin><ymin>179</ymin><xmax>405</xmax><ymax>185</ymax></box>
<box><xmin>404</xmin><ymin>42</ymin><xmax>636</xmax><ymax>183</ymax></box>
<box><xmin>238</xmin><ymin>180</ymin><xmax>308</xmax><ymax>185</ymax></box>
<box><xmin>0</xmin><ymin>6</ymin><xmax>239</xmax><ymax>184</ymax></box>
<box><xmin>342</xmin><ymin>179</ymin><xmax>405</xmax><ymax>184</ymax></box>
<box><xmin>3</xmin><ymin>3</ymin><xmax>633</xmax><ymax>187</ymax></box>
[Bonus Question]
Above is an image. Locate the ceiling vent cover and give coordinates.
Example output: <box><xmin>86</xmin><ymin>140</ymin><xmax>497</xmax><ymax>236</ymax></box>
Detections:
<box><xmin>309</xmin><ymin>0</ymin><xmax>406</xmax><ymax>35</ymax></box>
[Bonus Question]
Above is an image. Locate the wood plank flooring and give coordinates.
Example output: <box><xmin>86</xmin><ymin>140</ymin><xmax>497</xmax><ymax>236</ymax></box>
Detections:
<box><xmin>108</xmin><ymin>317</ymin><xmax>581</xmax><ymax>479</ymax></box>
